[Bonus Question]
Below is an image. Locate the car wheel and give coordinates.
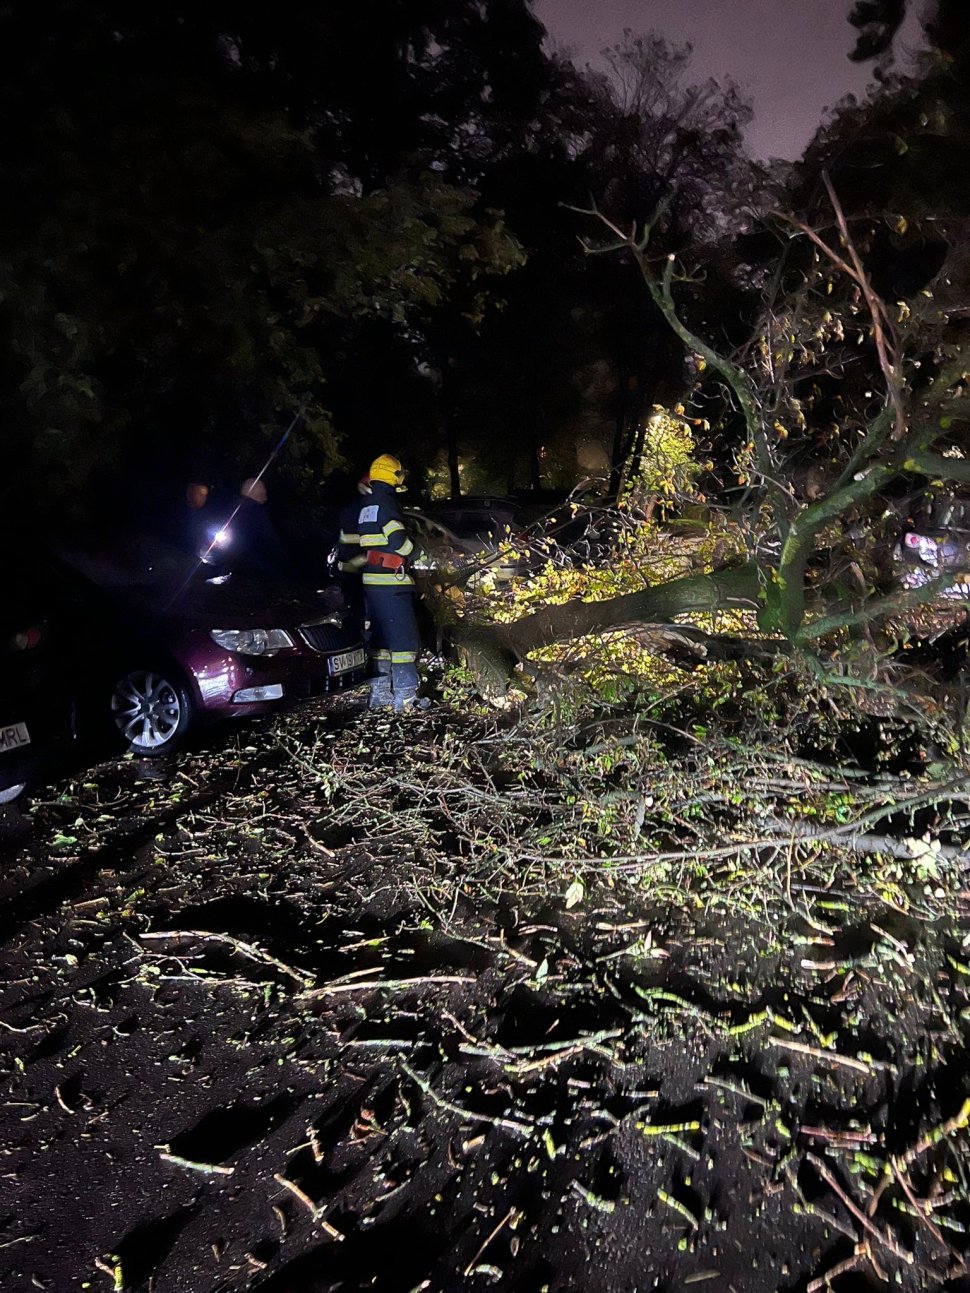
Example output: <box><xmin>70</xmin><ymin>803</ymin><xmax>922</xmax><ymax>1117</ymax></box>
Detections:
<box><xmin>110</xmin><ymin>668</ymin><xmax>193</xmax><ymax>756</ymax></box>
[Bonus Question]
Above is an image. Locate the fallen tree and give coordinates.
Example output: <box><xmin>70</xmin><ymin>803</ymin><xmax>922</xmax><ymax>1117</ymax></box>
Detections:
<box><xmin>448</xmin><ymin>564</ymin><xmax>763</xmax><ymax>697</ymax></box>
<box><xmin>446</xmin><ymin>162</ymin><xmax>970</xmax><ymax>698</ymax></box>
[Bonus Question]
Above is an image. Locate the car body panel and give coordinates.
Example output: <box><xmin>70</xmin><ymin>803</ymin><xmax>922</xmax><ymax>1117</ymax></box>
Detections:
<box><xmin>408</xmin><ymin>495</ymin><xmax>626</xmax><ymax>580</ymax></box>
<box><xmin>73</xmin><ymin>540</ymin><xmax>368</xmax><ymax>722</ymax></box>
<box><xmin>422</xmin><ymin>496</ymin><xmax>520</xmax><ymax>542</ymax></box>
<box><xmin>406</xmin><ymin>510</ymin><xmax>525</xmax><ymax>583</ymax></box>
<box><xmin>171</xmin><ymin>625</ymin><xmax>365</xmax><ymax>717</ymax></box>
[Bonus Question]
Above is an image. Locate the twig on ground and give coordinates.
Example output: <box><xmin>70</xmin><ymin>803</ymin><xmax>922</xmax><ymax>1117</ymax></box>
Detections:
<box><xmin>891</xmin><ymin>1161</ymin><xmax>963</xmax><ymax>1271</ymax></box>
<box><xmin>463</xmin><ymin>1207</ymin><xmax>518</xmax><ymax>1277</ymax></box>
<box><xmin>272</xmin><ymin>1174</ymin><xmax>344</xmax><ymax>1241</ymax></box>
<box><xmin>769</xmin><ymin>1038</ymin><xmax>871</xmax><ymax>1075</ymax></box>
<box><xmin>297</xmin><ymin>975</ymin><xmax>475</xmax><ymax>1002</ymax></box>
<box><xmin>139</xmin><ymin>929</ymin><xmax>312</xmax><ymax>987</ymax></box>
<box><xmin>898</xmin><ymin>1098</ymin><xmax>970</xmax><ymax>1169</ymax></box>
<box><xmin>807</xmin><ymin>1251</ymin><xmax>863</xmax><ymax>1291</ymax></box>
<box><xmin>807</xmin><ymin>1154</ymin><xmax>914</xmax><ymax>1266</ymax></box>
<box><xmin>158</xmin><ymin>1151</ymin><xmax>234</xmax><ymax>1176</ymax></box>
<box><xmin>399</xmin><ymin>1059</ymin><xmax>533</xmax><ymax>1137</ymax></box>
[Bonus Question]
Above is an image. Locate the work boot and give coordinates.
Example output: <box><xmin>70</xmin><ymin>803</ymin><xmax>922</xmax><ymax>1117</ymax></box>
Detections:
<box><xmin>368</xmin><ymin>659</ymin><xmax>393</xmax><ymax>709</ymax></box>
<box><xmin>391</xmin><ymin>661</ymin><xmax>427</xmax><ymax>712</ymax></box>
<box><xmin>394</xmin><ymin>692</ymin><xmax>431</xmax><ymax>712</ymax></box>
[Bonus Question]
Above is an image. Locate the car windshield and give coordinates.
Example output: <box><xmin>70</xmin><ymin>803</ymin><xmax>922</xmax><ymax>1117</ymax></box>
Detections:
<box><xmin>52</xmin><ymin>532</ymin><xmax>203</xmax><ymax>593</ymax></box>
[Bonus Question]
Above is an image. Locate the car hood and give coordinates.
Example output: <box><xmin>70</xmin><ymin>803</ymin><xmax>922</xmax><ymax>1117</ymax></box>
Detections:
<box><xmin>52</xmin><ymin>534</ymin><xmax>346</xmax><ymax>632</ymax></box>
<box><xmin>126</xmin><ymin>576</ymin><xmax>345</xmax><ymax>631</ymax></box>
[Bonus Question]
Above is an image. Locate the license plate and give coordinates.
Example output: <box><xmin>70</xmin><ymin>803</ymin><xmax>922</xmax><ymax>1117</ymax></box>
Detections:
<box><xmin>328</xmin><ymin>648</ymin><xmax>367</xmax><ymax>675</ymax></box>
<box><xmin>0</xmin><ymin>722</ymin><xmax>30</xmax><ymax>753</ymax></box>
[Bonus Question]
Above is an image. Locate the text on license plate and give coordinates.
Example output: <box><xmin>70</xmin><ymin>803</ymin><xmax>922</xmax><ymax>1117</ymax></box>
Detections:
<box><xmin>0</xmin><ymin>722</ymin><xmax>30</xmax><ymax>753</ymax></box>
<box><xmin>328</xmin><ymin>648</ymin><xmax>367</xmax><ymax>675</ymax></box>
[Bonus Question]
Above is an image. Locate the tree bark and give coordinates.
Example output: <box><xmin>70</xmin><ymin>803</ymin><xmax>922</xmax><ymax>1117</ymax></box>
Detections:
<box><xmin>529</xmin><ymin>441</ymin><xmax>543</xmax><ymax>492</ymax></box>
<box><xmin>447</xmin><ymin>419</ymin><xmax>461</xmax><ymax>497</ymax></box>
<box><xmin>447</xmin><ymin>563</ymin><xmax>763</xmax><ymax>698</ymax></box>
<box><xmin>504</xmin><ymin>562</ymin><xmax>761</xmax><ymax>657</ymax></box>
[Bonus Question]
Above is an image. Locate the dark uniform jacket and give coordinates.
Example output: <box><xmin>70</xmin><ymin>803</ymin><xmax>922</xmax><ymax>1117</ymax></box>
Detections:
<box><xmin>356</xmin><ymin>482</ymin><xmax>415</xmax><ymax>587</ymax></box>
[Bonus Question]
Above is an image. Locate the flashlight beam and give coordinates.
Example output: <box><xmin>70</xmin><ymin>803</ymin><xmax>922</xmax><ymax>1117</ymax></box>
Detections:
<box><xmin>165</xmin><ymin>406</ymin><xmax>306</xmax><ymax>609</ymax></box>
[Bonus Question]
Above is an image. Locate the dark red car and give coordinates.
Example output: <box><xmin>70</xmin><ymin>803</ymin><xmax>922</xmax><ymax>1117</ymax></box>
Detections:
<box><xmin>0</xmin><ymin>534</ymin><xmax>367</xmax><ymax>783</ymax></box>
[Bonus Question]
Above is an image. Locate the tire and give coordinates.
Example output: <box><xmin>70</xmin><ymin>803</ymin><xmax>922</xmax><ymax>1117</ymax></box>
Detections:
<box><xmin>109</xmin><ymin>667</ymin><xmax>194</xmax><ymax>756</ymax></box>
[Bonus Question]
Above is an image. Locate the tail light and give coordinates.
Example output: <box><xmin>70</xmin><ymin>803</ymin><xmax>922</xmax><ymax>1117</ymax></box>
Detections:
<box><xmin>10</xmin><ymin>626</ymin><xmax>43</xmax><ymax>651</ymax></box>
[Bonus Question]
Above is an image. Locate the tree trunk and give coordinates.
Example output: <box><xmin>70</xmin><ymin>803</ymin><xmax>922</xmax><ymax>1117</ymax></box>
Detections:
<box><xmin>447</xmin><ymin>420</ymin><xmax>461</xmax><ymax>498</ymax></box>
<box><xmin>529</xmin><ymin>441</ymin><xmax>543</xmax><ymax>492</ymax></box>
<box><xmin>447</xmin><ymin>563</ymin><xmax>762</xmax><ymax>698</ymax></box>
<box><xmin>504</xmin><ymin>563</ymin><xmax>761</xmax><ymax>657</ymax></box>
<box><xmin>610</xmin><ymin>369</ymin><xmax>639</xmax><ymax>497</ymax></box>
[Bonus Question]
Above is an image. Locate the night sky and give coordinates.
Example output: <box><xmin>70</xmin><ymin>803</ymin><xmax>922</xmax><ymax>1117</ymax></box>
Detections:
<box><xmin>533</xmin><ymin>0</ymin><xmax>926</xmax><ymax>160</ymax></box>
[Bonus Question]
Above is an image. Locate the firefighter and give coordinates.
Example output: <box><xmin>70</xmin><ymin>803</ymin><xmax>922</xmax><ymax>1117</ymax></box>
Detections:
<box><xmin>333</xmin><ymin>475</ymin><xmax>370</xmax><ymax>637</ymax></box>
<box><xmin>358</xmin><ymin>454</ymin><xmax>423</xmax><ymax>710</ymax></box>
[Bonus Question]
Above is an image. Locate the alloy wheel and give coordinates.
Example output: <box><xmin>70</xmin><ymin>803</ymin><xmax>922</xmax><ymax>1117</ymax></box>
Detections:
<box><xmin>111</xmin><ymin>670</ymin><xmax>183</xmax><ymax>750</ymax></box>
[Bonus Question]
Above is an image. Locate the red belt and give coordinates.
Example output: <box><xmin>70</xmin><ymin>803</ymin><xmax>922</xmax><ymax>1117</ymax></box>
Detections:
<box><xmin>367</xmin><ymin>550</ymin><xmax>405</xmax><ymax>570</ymax></box>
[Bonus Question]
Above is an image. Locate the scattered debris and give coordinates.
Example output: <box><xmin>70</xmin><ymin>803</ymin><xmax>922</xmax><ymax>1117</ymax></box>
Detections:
<box><xmin>1</xmin><ymin>697</ymin><xmax>968</xmax><ymax>1291</ymax></box>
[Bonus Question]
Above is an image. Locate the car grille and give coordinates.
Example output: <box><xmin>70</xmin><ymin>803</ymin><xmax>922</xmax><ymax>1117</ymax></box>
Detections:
<box><xmin>299</xmin><ymin>623</ymin><xmax>346</xmax><ymax>653</ymax></box>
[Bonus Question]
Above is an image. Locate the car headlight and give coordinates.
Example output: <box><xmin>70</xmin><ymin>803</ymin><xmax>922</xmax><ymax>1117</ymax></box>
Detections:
<box><xmin>210</xmin><ymin>628</ymin><xmax>295</xmax><ymax>656</ymax></box>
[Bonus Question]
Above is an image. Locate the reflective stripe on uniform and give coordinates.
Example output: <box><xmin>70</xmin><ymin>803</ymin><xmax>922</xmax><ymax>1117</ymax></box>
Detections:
<box><xmin>382</xmin><ymin>519</ymin><xmax>414</xmax><ymax>557</ymax></box>
<box><xmin>338</xmin><ymin>530</ymin><xmax>360</xmax><ymax>543</ymax></box>
<box><xmin>389</xmin><ymin>650</ymin><xmax>417</xmax><ymax>664</ymax></box>
<box><xmin>362</xmin><ymin>570</ymin><xmax>415</xmax><ymax>586</ymax></box>
<box><xmin>359</xmin><ymin>532</ymin><xmax>389</xmax><ymax>546</ymax></box>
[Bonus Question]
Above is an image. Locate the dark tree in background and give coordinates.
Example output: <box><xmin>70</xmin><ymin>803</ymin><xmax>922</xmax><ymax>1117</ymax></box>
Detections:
<box><xmin>443</xmin><ymin>0</ymin><xmax>970</xmax><ymax>690</ymax></box>
<box><xmin>770</xmin><ymin>0</ymin><xmax>970</xmax><ymax>518</ymax></box>
<box><xmin>414</xmin><ymin>33</ymin><xmax>757</xmax><ymax>497</ymax></box>
<box><xmin>0</xmin><ymin>1</ymin><xmax>534</xmax><ymax>520</ymax></box>
<box><xmin>0</xmin><ymin>0</ymin><xmax>758</xmax><ymax>524</ymax></box>
<box><xmin>847</xmin><ymin>0</ymin><xmax>965</xmax><ymax>64</ymax></box>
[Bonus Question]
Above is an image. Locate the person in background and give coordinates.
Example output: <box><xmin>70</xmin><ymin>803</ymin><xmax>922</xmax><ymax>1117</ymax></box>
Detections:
<box><xmin>231</xmin><ymin>477</ymin><xmax>292</xmax><ymax>582</ymax></box>
<box><xmin>357</xmin><ymin>455</ymin><xmax>424</xmax><ymax>711</ymax></box>
<box><xmin>183</xmin><ymin>481</ymin><xmax>211</xmax><ymax>550</ymax></box>
<box><xmin>163</xmin><ymin>480</ymin><xmax>215</xmax><ymax>558</ymax></box>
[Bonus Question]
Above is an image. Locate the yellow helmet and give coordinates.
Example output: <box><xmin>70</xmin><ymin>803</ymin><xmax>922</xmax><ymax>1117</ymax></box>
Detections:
<box><xmin>369</xmin><ymin>454</ymin><xmax>407</xmax><ymax>489</ymax></box>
